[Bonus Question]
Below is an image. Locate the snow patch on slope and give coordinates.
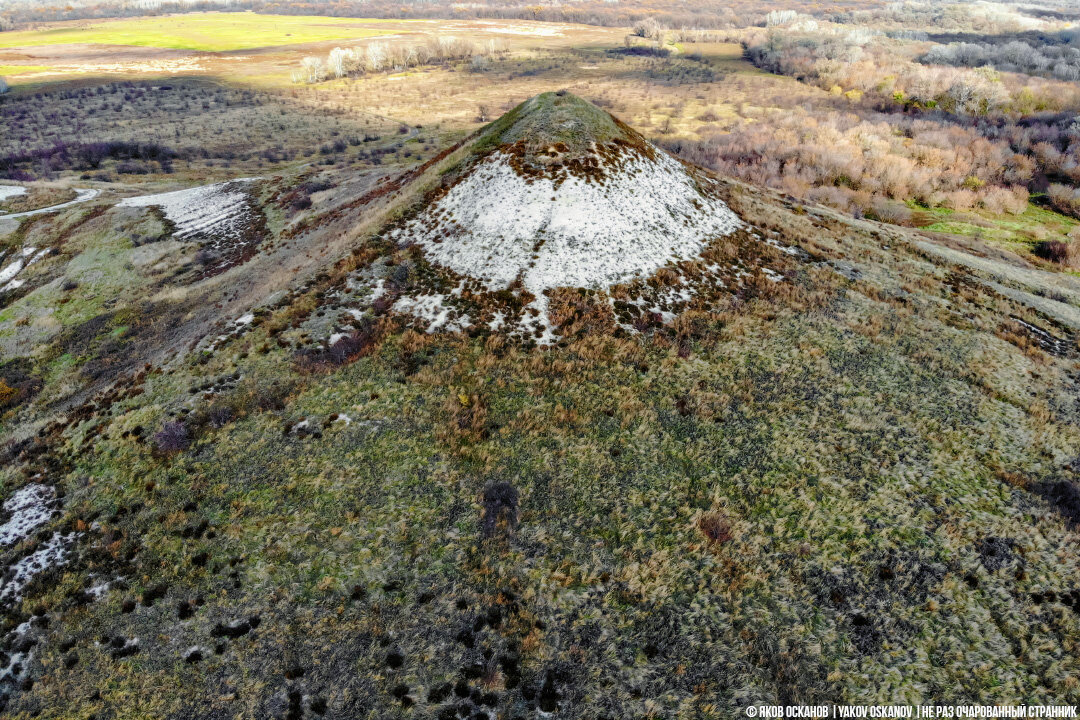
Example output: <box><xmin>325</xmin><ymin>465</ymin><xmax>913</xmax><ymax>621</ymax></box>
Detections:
<box><xmin>0</xmin><ymin>618</ymin><xmax>38</xmax><ymax>686</ymax></box>
<box><xmin>392</xmin><ymin>293</ymin><xmax>471</xmax><ymax>333</ymax></box>
<box><xmin>0</xmin><ymin>257</ymin><xmax>24</xmax><ymax>286</ymax></box>
<box><xmin>0</xmin><ymin>246</ymin><xmax>52</xmax><ymax>293</ymax></box>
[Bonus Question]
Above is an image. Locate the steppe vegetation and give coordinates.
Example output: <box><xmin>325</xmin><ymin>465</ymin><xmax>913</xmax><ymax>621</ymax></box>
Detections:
<box><xmin>0</xmin><ymin>80</ymin><xmax>408</xmax><ymax>182</ymax></box>
<box><xmin>0</xmin><ymin>2</ymin><xmax>1079</xmax><ymax>718</ymax></box>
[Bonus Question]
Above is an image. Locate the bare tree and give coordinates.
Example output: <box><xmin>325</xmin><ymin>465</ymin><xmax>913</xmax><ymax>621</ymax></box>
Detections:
<box><xmin>327</xmin><ymin>47</ymin><xmax>349</xmax><ymax>79</ymax></box>
<box><xmin>297</xmin><ymin>33</ymin><xmax>500</xmax><ymax>85</ymax></box>
<box><xmin>922</xmin><ymin>36</ymin><xmax>1080</xmax><ymax>84</ymax></box>
<box><xmin>632</xmin><ymin>17</ymin><xmax>665</xmax><ymax>41</ymax></box>
<box><xmin>765</xmin><ymin>9</ymin><xmax>797</xmax><ymax>27</ymax></box>
<box><xmin>366</xmin><ymin>42</ymin><xmax>388</xmax><ymax>73</ymax></box>
<box><xmin>943</xmin><ymin>72</ymin><xmax>1007</xmax><ymax>116</ymax></box>
<box><xmin>300</xmin><ymin>56</ymin><xmax>325</xmax><ymax>84</ymax></box>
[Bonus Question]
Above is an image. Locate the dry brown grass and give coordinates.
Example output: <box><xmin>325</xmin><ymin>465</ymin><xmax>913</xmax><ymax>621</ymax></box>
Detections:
<box><xmin>696</xmin><ymin>510</ymin><xmax>733</xmax><ymax>545</ymax></box>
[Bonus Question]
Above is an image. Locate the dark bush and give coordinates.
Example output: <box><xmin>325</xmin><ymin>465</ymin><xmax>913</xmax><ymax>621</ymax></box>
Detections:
<box><xmin>481</xmin><ymin>482</ymin><xmax>519</xmax><ymax>538</ymax></box>
<box><xmin>0</xmin><ymin>358</ymin><xmax>43</xmax><ymax>411</ymax></box>
<box><xmin>115</xmin><ymin>161</ymin><xmax>150</xmax><ymax>175</ymax></box>
<box><xmin>294</xmin><ymin>321</ymin><xmax>376</xmax><ymax>373</ymax></box>
<box><xmin>194</xmin><ymin>249</ymin><xmax>216</xmax><ymax>266</ymax></box>
<box><xmin>697</xmin><ymin>511</ymin><xmax>733</xmax><ymax>544</ymax></box>
<box><xmin>1035</xmin><ymin>480</ymin><xmax>1080</xmax><ymax>526</ymax></box>
<box><xmin>608</xmin><ymin>45</ymin><xmax>672</xmax><ymax>57</ymax></box>
<box><xmin>207</xmin><ymin>405</ymin><xmax>234</xmax><ymax>428</ymax></box>
<box><xmin>252</xmin><ymin>382</ymin><xmax>291</xmax><ymax>412</ymax></box>
<box><xmin>300</xmin><ymin>178</ymin><xmax>334</xmax><ymax>193</ymax></box>
<box><xmin>1034</xmin><ymin>239</ymin><xmax>1070</xmax><ymax>264</ymax></box>
<box><xmin>389</xmin><ymin>263</ymin><xmax>412</xmax><ymax>290</ymax></box>
<box><xmin>0</xmin><ymin>139</ymin><xmax>180</xmax><ymax>179</ymax></box>
<box><xmin>154</xmin><ymin>421</ymin><xmax>190</xmax><ymax>454</ymax></box>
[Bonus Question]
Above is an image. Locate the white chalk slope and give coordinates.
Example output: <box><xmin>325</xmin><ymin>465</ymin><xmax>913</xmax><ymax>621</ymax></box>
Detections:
<box><xmin>117</xmin><ymin>179</ymin><xmax>256</xmax><ymax>240</ymax></box>
<box><xmin>390</xmin><ymin>150</ymin><xmax>739</xmax><ymax>297</ymax></box>
<box><xmin>0</xmin><ymin>484</ymin><xmax>57</xmax><ymax>546</ymax></box>
<box><xmin>1</xmin><ymin>533</ymin><xmax>78</xmax><ymax>606</ymax></box>
<box><xmin>0</xmin><ymin>186</ymin><xmax>27</xmax><ymax>203</ymax></box>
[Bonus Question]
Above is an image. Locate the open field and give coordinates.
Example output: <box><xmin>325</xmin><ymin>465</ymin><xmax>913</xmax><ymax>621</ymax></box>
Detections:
<box><xmin>0</xmin><ymin>64</ymin><xmax>50</xmax><ymax>75</ymax></box>
<box><xmin>0</xmin><ymin>12</ymin><xmax>404</xmax><ymax>52</ymax></box>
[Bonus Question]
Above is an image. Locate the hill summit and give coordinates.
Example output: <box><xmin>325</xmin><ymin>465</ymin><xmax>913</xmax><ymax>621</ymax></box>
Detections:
<box><xmin>469</xmin><ymin>89</ymin><xmax>656</xmax><ymax>175</ymax></box>
<box><xmin>385</xmin><ymin>92</ymin><xmax>745</xmax><ymax>343</ymax></box>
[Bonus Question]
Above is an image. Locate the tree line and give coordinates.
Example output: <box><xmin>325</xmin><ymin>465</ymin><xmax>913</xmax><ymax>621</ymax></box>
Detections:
<box><xmin>293</xmin><ymin>36</ymin><xmax>504</xmax><ymax>84</ymax></box>
<box><xmin>922</xmin><ymin>33</ymin><xmax>1080</xmax><ymax>83</ymax></box>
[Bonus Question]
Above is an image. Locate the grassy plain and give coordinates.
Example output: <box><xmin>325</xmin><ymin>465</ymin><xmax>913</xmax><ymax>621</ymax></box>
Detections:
<box><xmin>0</xmin><ymin>12</ymin><xmax>403</xmax><ymax>52</ymax></box>
<box><xmin>0</xmin><ymin>64</ymin><xmax>52</xmax><ymax>75</ymax></box>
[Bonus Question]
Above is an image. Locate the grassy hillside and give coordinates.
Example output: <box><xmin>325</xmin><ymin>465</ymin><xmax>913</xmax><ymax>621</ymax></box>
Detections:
<box><xmin>1</xmin><ymin>92</ymin><xmax>1079</xmax><ymax>718</ymax></box>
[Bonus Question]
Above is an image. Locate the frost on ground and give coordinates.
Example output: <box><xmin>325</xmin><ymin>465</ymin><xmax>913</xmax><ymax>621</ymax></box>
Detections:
<box><xmin>117</xmin><ymin>179</ymin><xmax>262</xmax><ymax>278</ymax></box>
<box><xmin>387</xmin><ymin>143</ymin><xmax>743</xmax><ymax>343</ymax></box>
<box><xmin>293</xmin><ymin>266</ymin><xmax>389</xmax><ymax>350</ymax></box>
<box><xmin>0</xmin><ymin>484</ymin><xmax>58</xmax><ymax>546</ymax></box>
<box><xmin>201</xmin><ymin>311</ymin><xmax>261</xmax><ymax>355</ymax></box>
<box><xmin>0</xmin><ymin>618</ymin><xmax>37</xmax><ymax>687</ymax></box>
<box><xmin>0</xmin><ymin>532</ymin><xmax>78</xmax><ymax>607</ymax></box>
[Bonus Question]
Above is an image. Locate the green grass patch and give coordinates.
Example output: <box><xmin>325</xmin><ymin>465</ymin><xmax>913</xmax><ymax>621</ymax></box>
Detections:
<box><xmin>915</xmin><ymin>202</ymin><xmax>1077</xmax><ymax>254</ymax></box>
<box><xmin>0</xmin><ymin>65</ymin><xmax>54</xmax><ymax>76</ymax></box>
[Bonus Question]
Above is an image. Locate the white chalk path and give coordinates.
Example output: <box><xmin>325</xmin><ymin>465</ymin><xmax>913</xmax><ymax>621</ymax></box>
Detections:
<box><xmin>0</xmin><ymin>188</ymin><xmax>100</xmax><ymax>219</ymax></box>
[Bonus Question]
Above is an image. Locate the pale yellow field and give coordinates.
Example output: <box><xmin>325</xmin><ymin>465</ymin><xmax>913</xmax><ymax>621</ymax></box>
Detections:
<box><xmin>0</xmin><ymin>12</ymin><xmax>405</xmax><ymax>52</ymax></box>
